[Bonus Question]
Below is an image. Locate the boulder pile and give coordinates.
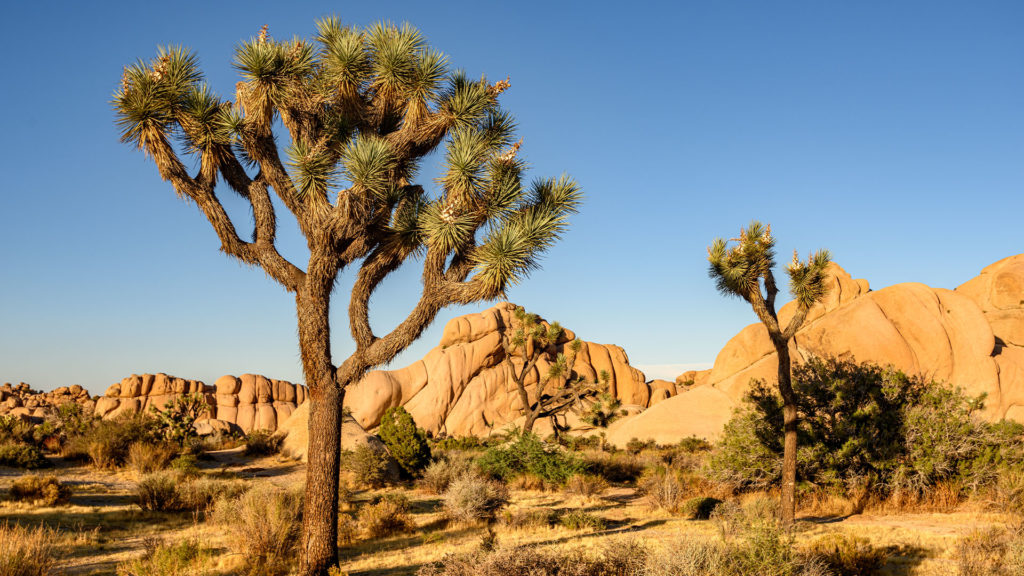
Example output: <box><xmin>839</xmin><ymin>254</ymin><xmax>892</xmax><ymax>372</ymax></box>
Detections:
<box><xmin>93</xmin><ymin>373</ymin><xmax>307</xmax><ymax>434</ymax></box>
<box><xmin>344</xmin><ymin>302</ymin><xmax>661</xmax><ymax>437</ymax></box>
<box><xmin>0</xmin><ymin>382</ymin><xmax>95</xmax><ymax>420</ymax></box>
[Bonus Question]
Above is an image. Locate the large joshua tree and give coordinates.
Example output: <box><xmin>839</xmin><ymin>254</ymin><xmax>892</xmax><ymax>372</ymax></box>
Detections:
<box><xmin>113</xmin><ymin>19</ymin><xmax>580</xmax><ymax>575</ymax></box>
<box><xmin>707</xmin><ymin>221</ymin><xmax>830</xmax><ymax>526</ymax></box>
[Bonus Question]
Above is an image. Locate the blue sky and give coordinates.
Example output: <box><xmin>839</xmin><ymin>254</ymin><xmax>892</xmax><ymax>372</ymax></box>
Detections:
<box><xmin>1</xmin><ymin>1</ymin><xmax>1021</xmax><ymax>395</ymax></box>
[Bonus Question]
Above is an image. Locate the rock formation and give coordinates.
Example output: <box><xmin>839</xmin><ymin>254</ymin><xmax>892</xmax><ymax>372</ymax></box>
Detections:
<box><xmin>93</xmin><ymin>373</ymin><xmax>306</xmax><ymax>434</ymax></box>
<box><xmin>612</xmin><ymin>256</ymin><xmax>1024</xmax><ymax>446</ymax></box>
<box><xmin>345</xmin><ymin>302</ymin><xmax>660</xmax><ymax>437</ymax></box>
<box><xmin>0</xmin><ymin>382</ymin><xmax>95</xmax><ymax>420</ymax></box>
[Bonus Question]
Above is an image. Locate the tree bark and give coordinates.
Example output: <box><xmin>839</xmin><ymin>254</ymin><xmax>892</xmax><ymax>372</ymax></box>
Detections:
<box><xmin>775</xmin><ymin>338</ymin><xmax>798</xmax><ymax>527</ymax></box>
<box><xmin>296</xmin><ymin>267</ymin><xmax>343</xmax><ymax>576</ymax></box>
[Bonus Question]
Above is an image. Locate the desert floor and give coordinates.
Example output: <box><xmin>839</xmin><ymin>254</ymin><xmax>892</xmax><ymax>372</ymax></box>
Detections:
<box><xmin>0</xmin><ymin>450</ymin><xmax>1010</xmax><ymax>576</ymax></box>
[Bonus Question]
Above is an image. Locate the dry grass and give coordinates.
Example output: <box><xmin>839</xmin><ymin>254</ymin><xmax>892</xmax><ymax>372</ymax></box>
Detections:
<box><xmin>211</xmin><ymin>483</ymin><xmax>301</xmax><ymax>576</ymax></box>
<box><xmin>0</xmin><ymin>522</ymin><xmax>59</xmax><ymax>576</ymax></box>
<box><xmin>126</xmin><ymin>441</ymin><xmax>177</xmax><ymax>476</ymax></box>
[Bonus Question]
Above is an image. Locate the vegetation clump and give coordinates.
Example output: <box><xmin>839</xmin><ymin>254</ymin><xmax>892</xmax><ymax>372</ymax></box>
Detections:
<box><xmin>212</xmin><ymin>484</ymin><xmax>301</xmax><ymax>576</ymax></box>
<box><xmin>443</xmin><ymin>474</ymin><xmax>510</xmax><ymax>524</ymax></box>
<box><xmin>358</xmin><ymin>494</ymin><xmax>414</xmax><ymax>539</ymax></box>
<box><xmin>379</xmin><ymin>406</ymin><xmax>431</xmax><ymax>477</ymax></box>
<box><xmin>0</xmin><ymin>522</ymin><xmax>59</xmax><ymax>576</ymax></box>
<box><xmin>243</xmin><ymin>430</ymin><xmax>284</xmax><ymax>456</ymax></box>
<box><xmin>476</xmin><ymin>432</ymin><xmax>584</xmax><ymax>485</ymax></box>
<box><xmin>115</xmin><ymin>537</ymin><xmax>212</xmax><ymax>576</ymax></box>
<box><xmin>0</xmin><ymin>442</ymin><xmax>47</xmax><ymax>469</ymax></box>
<box><xmin>9</xmin><ymin>475</ymin><xmax>72</xmax><ymax>506</ymax></box>
<box><xmin>341</xmin><ymin>445</ymin><xmax>393</xmax><ymax>489</ymax></box>
<box><xmin>709</xmin><ymin>356</ymin><xmax>1024</xmax><ymax>506</ymax></box>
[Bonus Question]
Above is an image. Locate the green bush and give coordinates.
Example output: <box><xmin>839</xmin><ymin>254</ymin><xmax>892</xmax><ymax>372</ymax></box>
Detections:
<box><xmin>558</xmin><ymin>510</ymin><xmax>606</xmax><ymax>531</ymax></box>
<box><xmin>243</xmin><ymin>430</ymin><xmax>284</xmax><ymax>456</ymax></box>
<box><xmin>431</xmin><ymin>435</ymin><xmax>487</xmax><ymax>452</ymax></box>
<box><xmin>443</xmin><ymin>474</ymin><xmax>510</xmax><ymax>524</ymax></box>
<box><xmin>379</xmin><ymin>406</ymin><xmax>431</xmax><ymax>477</ymax></box>
<box><xmin>476</xmin><ymin>433</ymin><xmax>584</xmax><ymax>485</ymax></box>
<box><xmin>681</xmin><ymin>496</ymin><xmax>723</xmax><ymax>520</ymax></box>
<box><xmin>625</xmin><ymin>438</ymin><xmax>657</xmax><ymax>455</ymax></box>
<box><xmin>169</xmin><ymin>453</ymin><xmax>201</xmax><ymax>477</ymax></box>
<box><xmin>708</xmin><ymin>356</ymin><xmax>1024</xmax><ymax>500</ymax></box>
<box><xmin>9</xmin><ymin>475</ymin><xmax>72</xmax><ymax>506</ymax></box>
<box><xmin>0</xmin><ymin>443</ymin><xmax>47</xmax><ymax>469</ymax></box>
<box><xmin>115</xmin><ymin>537</ymin><xmax>211</xmax><ymax>576</ymax></box>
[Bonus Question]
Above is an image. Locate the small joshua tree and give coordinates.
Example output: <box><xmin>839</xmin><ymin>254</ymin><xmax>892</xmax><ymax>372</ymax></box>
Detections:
<box><xmin>114</xmin><ymin>19</ymin><xmax>580</xmax><ymax>575</ymax></box>
<box><xmin>707</xmin><ymin>221</ymin><xmax>831</xmax><ymax>525</ymax></box>
<box><xmin>151</xmin><ymin>392</ymin><xmax>207</xmax><ymax>447</ymax></box>
<box><xmin>502</xmin><ymin>306</ymin><xmax>610</xmax><ymax>435</ymax></box>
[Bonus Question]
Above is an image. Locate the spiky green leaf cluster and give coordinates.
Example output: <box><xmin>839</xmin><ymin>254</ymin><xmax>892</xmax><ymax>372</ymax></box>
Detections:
<box><xmin>707</xmin><ymin>221</ymin><xmax>777</xmax><ymax>300</ymax></box>
<box><xmin>786</xmin><ymin>249</ymin><xmax>833</xmax><ymax>308</ymax></box>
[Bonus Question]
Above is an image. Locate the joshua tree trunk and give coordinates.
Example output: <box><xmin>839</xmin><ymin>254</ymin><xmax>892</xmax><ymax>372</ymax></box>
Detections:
<box><xmin>774</xmin><ymin>338</ymin><xmax>798</xmax><ymax>527</ymax></box>
<box><xmin>297</xmin><ymin>263</ymin><xmax>343</xmax><ymax>575</ymax></box>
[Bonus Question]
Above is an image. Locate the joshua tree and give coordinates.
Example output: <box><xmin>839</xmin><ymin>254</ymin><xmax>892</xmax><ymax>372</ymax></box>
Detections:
<box><xmin>707</xmin><ymin>221</ymin><xmax>830</xmax><ymax>525</ymax></box>
<box><xmin>502</xmin><ymin>306</ymin><xmax>612</xmax><ymax>435</ymax></box>
<box><xmin>113</xmin><ymin>20</ymin><xmax>580</xmax><ymax>575</ymax></box>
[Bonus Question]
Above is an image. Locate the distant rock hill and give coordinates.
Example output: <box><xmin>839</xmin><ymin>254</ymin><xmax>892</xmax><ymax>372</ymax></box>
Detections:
<box><xmin>607</xmin><ymin>254</ymin><xmax>1024</xmax><ymax>447</ymax></box>
<box><xmin>345</xmin><ymin>302</ymin><xmax>662</xmax><ymax>437</ymax></box>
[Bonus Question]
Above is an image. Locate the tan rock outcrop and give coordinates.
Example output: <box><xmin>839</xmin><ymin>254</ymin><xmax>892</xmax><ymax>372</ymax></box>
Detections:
<box><xmin>345</xmin><ymin>303</ymin><xmax>658</xmax><ymax>437</ymax></box>
<box><xmin>607</xmin><ymin>386</ymin><xmax>735</xmax><ymax>448</ymax></box>
<box><xmin>93</xmin><ymin>373</ymin><xmax>305</xmax><ymax>433</ymax></box>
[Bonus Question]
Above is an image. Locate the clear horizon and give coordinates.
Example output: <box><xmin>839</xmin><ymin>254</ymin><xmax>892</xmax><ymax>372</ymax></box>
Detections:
<box><xmin>1</xmin><ymin>1</ymin><xmax>1022</xmax><ymax>395</ymax></box>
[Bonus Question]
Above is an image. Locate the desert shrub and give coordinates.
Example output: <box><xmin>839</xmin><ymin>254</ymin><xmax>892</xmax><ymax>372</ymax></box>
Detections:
<box><xmin>681</xmin><ymin>496</ymin><xmax>723</xmax><ymax>520</ymax></box>
<box><xmin>559</xmin><ymin>435</ymin><xmax>603</xmax><ymax>451</ymax></box>
<box><xmin>953</xmin><ymin>524</ymin><xmax>1024</xmax><ymax>576</ymax></box>
<box><xmin>625</xmin><ymin>438</ymin><xmax>657</xmax><ymax>455</ymax></box>
<box><xmin>116</xmin><ymin>537</ymin><xmax>211</xmax><ymax>576</ymax></box>
<box><xmin>136</xmin><ymin>471</ymin><xmax>246</xmax><ymax>513</ymax></box>
<box><xmin>82</xmin><ymin>415</ymin><xmax>158</xmax><ymax>469</ymax></box>
<box><xmin>802</xmin><ymin>533</ymin><xmax>888</xmax><ymax>576</ymax></box>
<box><xmin>0</xmin><ymin>522</ymin><xmax>58</xmax><ymax>576</ymax></box>
<box><xmin>0</xmin><ymin>443</ymin><xmax>47</xmax><ymax>469</ymax></box>
<box><xmin>127</xmin><ymin>441</ymin><xmax>177</xmax><ymax>475</ymax></box>
<box><xmin>709</xmin><ymin>356</ymin><xmax>1024</xmax><ymax>502</ymax></box>
<box><xmin>54</xmin><ymin>401</ymin><xmax>92</xmax><ymax>439</ymax></box>
<box><xmin>379</xmin><ymin>406</ymin><xmax>431</xmax><ymax>477</ymax></box>
<box><xmin>582</xmin><ymin>451</ymin><xmax>645</xmax><ymax>483</ymax></box>
<box><xmin>342</xmin><ymin>444</ymin><xmax>392</xmax><ymax>488</ymax></box>
<box><xmin>212</xmin><ymin>484</ymin><xmax>301</xmax><ymax>576</ymax></box>
<box><xmin>359</xmin><ymin>494</ymin><xmax>414</xmax><ymax>539</ymax></box>
<box><xmin>638</xmin><ymin>466</ymin><xmax>688</xmax><ymax>514</ymax></box>
<box><xmin>243</xmin><ymin>430</ymin><xmax>283</xmax><ymax>456</ymax></box>
<box><xmin>476</xmin><ymin>433</ymin><xmax>584</xmax><ymax>485</ymax></box>
<box><xmin>677</xmin><ymin>436</ymin><xmax>714</xmax><ymax>453</ymax></box>
<box><xmin>420</xmin><ymin>457</ymin><xmax>472</xmax><ymax>494</ymax></box>
<box><xmin>9</xmin><ymin>475</ymin><xmax>72</xmax><ymax>506</ymax></box>
<box><xmin>559</xmin><ymin>509</ymin><xmax>606</xmax><ymax>531</ymax></box>
<box><xmin>0</xmin><ymin>415</ymin><xmax>33</xmax><ymax>445</ymax></box>
<box><xmin>337</xmin><ymin>513</ymin><xmax>358</xmax><ymax>545</ymax></box>
<box><xmin>565</xmin><ymin>474</ymin><xmax>608</xmax><ymax>500</ymax></box>
<box><xmin>150</xmin><ymin>393</ymin><xmax>207</xmax><ymax>447</ymax></box>
<box><xmin>135</xmin><ymin>471</ymin><xmax>180</xmax><ymax>512</ymax></box>
<box><xmin>419</xmin><ymin>539</ymin><xmax>647</xmax><ymax>576</ymax></box>
<box><xmin>176</xmin><ymin>476</ymin><xmax>247</xmax><ymax>512</ymax></box>
<box><xmin>432</xmin><ymin>435</ymin><xmax>487</xmax><ymax>452</ymax></box>
<box><xmin>443</xmin><ymin>474</ymin><xmax>510</xmax><ymax>524</ymax></box>
<box><xmin>169</xmin><ymin>453</ymin><xmax>201</xmax><ymax>477</ymax></box>
<box><xmin>498</xmin><ymin>508</ymin><xmax>559</xmax><ymax>530</ymax></box>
